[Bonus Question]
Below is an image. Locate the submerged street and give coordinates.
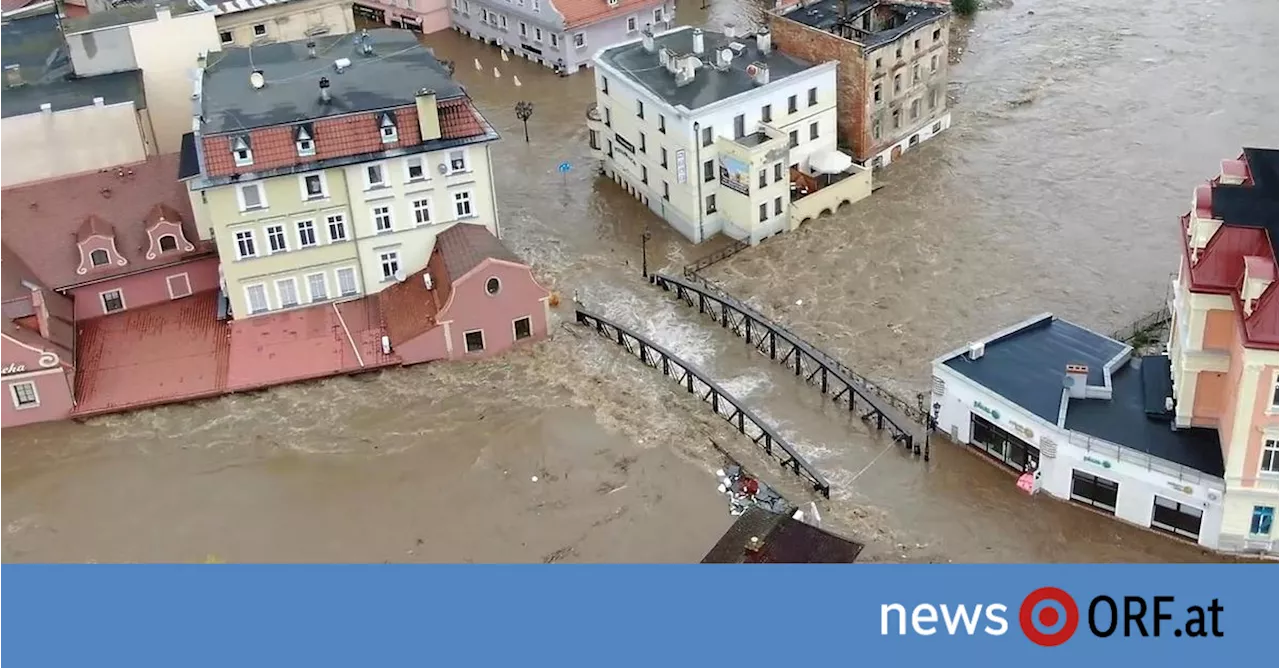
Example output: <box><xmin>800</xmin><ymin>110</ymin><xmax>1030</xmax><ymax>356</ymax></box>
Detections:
<box><xmin>3</xmin><ymin>1</ymin><xmax>1276</xmax><ymax>563</ymax></box>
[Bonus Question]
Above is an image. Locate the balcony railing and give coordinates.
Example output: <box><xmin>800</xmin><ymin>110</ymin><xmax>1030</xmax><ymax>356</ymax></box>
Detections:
<box><xmin>1065</xmin><ymin>431</ymin><xmax>1224</xmax><ymax>488</ymax></box>
<box><xmin>789</xmin><ymin>163</ymin><xmax>872</xmax><ymax>226</ymax></box>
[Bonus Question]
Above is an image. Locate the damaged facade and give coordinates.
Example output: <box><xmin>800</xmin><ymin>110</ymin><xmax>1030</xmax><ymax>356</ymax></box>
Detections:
<box><xmin>769</xmin><ymin>0</ymin><xmax>951</xmax><ymax>167</ymax></box>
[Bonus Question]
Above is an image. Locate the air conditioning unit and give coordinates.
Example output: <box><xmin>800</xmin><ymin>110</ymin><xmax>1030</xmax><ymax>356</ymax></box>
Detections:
<box><xmin>966</xmin><ymin>342</ymin><xmax>985</xmax><ymax>360</ymax></box>
<box><xmin>381</xmin><ymin>335</ymin><xmax>392</xmax><ymax>355</ymax></box>
<box><xmin>423</xmin><ymin>273</ymin><xmax>434</xmax><ymax>290</ymax></box>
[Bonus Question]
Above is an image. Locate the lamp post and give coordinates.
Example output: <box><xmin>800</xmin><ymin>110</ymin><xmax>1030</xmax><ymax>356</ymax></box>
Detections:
<box><xmin>915</xmin><ymin>393</ymin><xmax>925</xmax><ymax>457</ymax></box>
<box><xmin>641</xmin><ymin>228</ymin><xmax>652</xmax><ymax>279</ymax></box>
<box><xmin>928</xmin><ymin>402</ymin><xmax>940</xmax><ymax>463</ymax></box>
<box><xmin>514</xmin><ymin>101</ymin><xmax>534</xmax><ymax>143</ymax></box>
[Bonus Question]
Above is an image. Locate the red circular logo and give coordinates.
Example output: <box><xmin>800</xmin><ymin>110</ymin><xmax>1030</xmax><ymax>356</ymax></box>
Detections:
<box><xmin>1019</xmin><ymin>587</ymin><xmax>1079</xmax><ymax>647</ymax></box>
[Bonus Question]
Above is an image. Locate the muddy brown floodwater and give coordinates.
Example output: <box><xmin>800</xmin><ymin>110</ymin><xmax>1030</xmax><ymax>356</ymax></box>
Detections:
<box><xmin>3</xmin><ymin>1</ymin><xmax>1276</xmax><ymax>563</ymax></box>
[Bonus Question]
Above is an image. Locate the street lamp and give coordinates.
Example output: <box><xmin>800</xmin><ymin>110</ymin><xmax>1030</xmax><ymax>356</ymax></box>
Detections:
<box><xmin>514</xmin><ymin>101</ymin><xmax>534</xmax><ymax>143</ymax></box>
<box><xmin>641</xmin><ymin>228</ymin><xmax>652</xmax><ymax>279</ymax></box>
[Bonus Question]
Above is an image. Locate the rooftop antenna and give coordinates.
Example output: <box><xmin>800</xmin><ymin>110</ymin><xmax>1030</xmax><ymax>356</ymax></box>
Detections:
<box><xmin>249</xmin><ymin>70</ymin><xmax>265</xmax><ymax>90</ymax></box>
<box><xmin>318</xmin><ymin>76</ymin><xmax>331</xmax><ymax>103</ymax></box>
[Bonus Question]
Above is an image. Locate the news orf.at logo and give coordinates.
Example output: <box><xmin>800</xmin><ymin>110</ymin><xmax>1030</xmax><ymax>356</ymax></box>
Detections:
<box><xmin>880</xmin><ymin>588</ymin><xmax>1225</xmax><ymax>645</ymax></box>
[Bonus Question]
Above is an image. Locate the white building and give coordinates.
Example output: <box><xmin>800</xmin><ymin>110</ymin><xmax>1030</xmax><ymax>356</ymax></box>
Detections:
<box><xmin>586</xmin><ymin>25</ymin><xmax>871</xmax><ymax>245</ymax></box>
<box><xmin>931</xmin><ymin>313</ymin><xmax>1230</xmax><ymax>551</ymax></box>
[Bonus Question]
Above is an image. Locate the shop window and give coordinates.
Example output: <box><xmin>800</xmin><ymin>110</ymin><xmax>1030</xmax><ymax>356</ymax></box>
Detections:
<box><xmin>1151</xmin><ymin>496</ymin><xmax>1203</xmax><ymax>540</ymax></box>
<box><xmin>1070</xmin><ymin>470</ymin><xmax>1119</xmax><ymax>514</ymax></box>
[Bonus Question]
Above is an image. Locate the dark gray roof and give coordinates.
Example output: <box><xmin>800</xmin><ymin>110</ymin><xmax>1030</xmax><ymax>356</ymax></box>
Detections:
<box><xmin>1</xmin><ymin>11</ymin><xmax>146</xmax><ymax>118</ymax></box>
<box><xmin>62</xmin><ymin>1</ymin><xmax>200</xmax><ymax>35</ymax></box>
<box><xmin>1212</xmin><ymin>147</ymin><xmax>1278</xmax><ymax>261</ymax></box>
<box><xmin>200</xmin><ymin>29</ymin><xmax>465</xmax><ymax>134</ymax></box>
<box><xmin>701</xmin><ymin>507</ymin><xmax>864</xmax><ymax>563</ymax></box>
<box><xmin>779</xmin><ymin>0</ymin><xmax>948</xmax><ymax>51</ymax></box>
<box><xmin>941</xmin><ymin>315</ymin><xmax>1224</xmax><ymax>478</ymax></box>
<box><xmin>598</xmin><ymin>27</ymin><xmax>822</xmax><ymax>111</ymax></box>
<box><xmin>1064</xmin><ymin>356</ymin><xmax>1223</xmax><ymax>477</ymax></box>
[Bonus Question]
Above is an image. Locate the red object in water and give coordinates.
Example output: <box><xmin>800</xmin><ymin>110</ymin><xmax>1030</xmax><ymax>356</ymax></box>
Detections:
<box><xmin>741</xmin><ymin>477</ymin><xmax>760</xmax><ymax>496</ymax></box>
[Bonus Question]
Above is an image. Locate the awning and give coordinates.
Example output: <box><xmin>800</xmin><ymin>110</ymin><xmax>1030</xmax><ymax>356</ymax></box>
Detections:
<box><xmin>810</xmin><ymin>150</ymin><xmax>853</xmax><ymax>174</ymax></box>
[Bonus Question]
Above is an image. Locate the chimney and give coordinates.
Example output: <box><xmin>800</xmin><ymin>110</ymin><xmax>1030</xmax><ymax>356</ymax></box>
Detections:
<box><xmin>757</xmin><ymin>28</ymin><xmax>772</xmax><ymax>54</ymax></box>
<box><xmin>154</xmin><ymin>3</ymin><xmax>171</xmax><ymax>20</ymax></box>
<box><xmin>641</xmin><ymin>27</ymin><xmax>655</xmax><ymax>53</ymax></box>
<box><xmin>31</xmin><ymin>289</ymin><xmax>53</xmax><ymax>341</ymax></box>
<box><xmin>691</xmin><ymin>28</ymin><xmax>704</xmax><ymax>55</ymax></box>
<box><xmin>4</xmin><ymin>64</ymin><xmax>22</xmax><ymax>88</ymax></box>
<box><xmin>676</xmin><ymin>56</ymin><xmax>699</xmax><ymax>87</ymax></box>
<box><xmin>318</xmin><ymin>77</ymin><xmax>332</xmax><ymax>104</ymax></box>
<box><xmin>659</xmin><ymin>47</ymin><xmax>675</xmax><ymax>73</ymax></box>
<box><xmin>724</xmin><ymin>23</ymin><xmax>736</xmax><ymax>39</ymax></box>
<box><xmin>307</xmin><ymin>41</ymin><xmax>318</xmax><ymax>58</ymax></box>
<box><xmin>714</xmin><ymin>46</ymin><xmax>732</xmax><ymax>69</ymax></box>
<box><xmin>1064</xmin><ymin>364</ymin><xmax>1089</xmax><ymax>399</ymax></box>
<box><xmin>749</xmin><ymin>61</ymin><xmax>770</xmax><ymax>86</ymax></box>
<box><xmin>415</xmin><ymin>88</ymin><xmax>441</xmax><ymax>142</ymax></box>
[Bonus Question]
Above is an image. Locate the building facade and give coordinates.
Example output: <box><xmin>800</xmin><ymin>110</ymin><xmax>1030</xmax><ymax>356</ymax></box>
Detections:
<box><xmin>587</xmin><ymin>25</ymin><xmax>868</xmax><ymax>245</ymax></box>
<box><xmin>769</xmin><ymin>0</ymin><xmax>951</xmax><ymax>168</ymax></box>
<box><xmin>353</xmin><ymin>0</ymin><xmax>448</xmax><ymax>34</ymax></box>
<box><xmin>198</xmin><ymin>0</ymin><xmax>356</xmax><ymax>47</ymax></box>
<box><xmin>932</xmin><ymin>314</ymin><xmax>1230</xmax><ymax>552</ymax></box>
<box><xmin>1168</xmin><ymin>147</ymin><xmax>1278</xmax><ymax>556</ymax></box>
<box><xmin>184</xmin><ymin>29</ymin><xmax>501</xmax><ymax>320</ymax></box>
<box><xmin>2</xmin><ymin>248</ymin><xmax>76</xmax><ymax>429</ymax></box>
<box><xmin>451</xmin><ymin>0</ymin><xmax>671</xmax><ymax>74</ymax></box>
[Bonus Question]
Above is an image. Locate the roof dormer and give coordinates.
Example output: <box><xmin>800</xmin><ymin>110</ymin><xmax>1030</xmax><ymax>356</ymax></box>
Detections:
<box><xmin>144</xmin><ymin>204</ymin><xmax>196</xmax><ymax>260</ymax></box>
<box><xmin>1241</xmin><ymin>255</ymin><xmax>1276</xmax><ymax>316</ymax></box>
<box><xmin>75</xmin><ymin>215</ymin><xmax>127</xmax><ymax>275</ymax></box>
<box><xmin>231</xmin><ymin>135</ymin><xmax>253</xmax><ymax>167</ymax></box>
<box><xmin>378</xmin><ymin>111</ymin><xmax>398</xmax><ymax>144</ymax></box>
<box><xmin>295</xmin><ymin>123</ymin><xmax>316</xmax><ymax>157</ymax></box>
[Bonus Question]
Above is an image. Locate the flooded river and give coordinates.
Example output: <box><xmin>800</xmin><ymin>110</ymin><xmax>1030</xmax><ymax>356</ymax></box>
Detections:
<box><xmin>3</xmin><ymin>1</ymin><xmax>1276</xmax><ymax>563</ymax></box>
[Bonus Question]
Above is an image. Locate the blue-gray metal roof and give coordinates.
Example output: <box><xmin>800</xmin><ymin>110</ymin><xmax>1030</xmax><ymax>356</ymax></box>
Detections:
<box><xmin>200</xmin><ymin>29</ymin><xmax>465</xmax><ymax>134</ymax></box>
<box><xmin>778</xmin><ymin>0</ymin><xmax>948</xmax><ymax>51</ymax></box>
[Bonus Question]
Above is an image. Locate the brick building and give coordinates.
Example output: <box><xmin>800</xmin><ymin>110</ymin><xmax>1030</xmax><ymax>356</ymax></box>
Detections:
<box><xmin>769</xmin><ymin>0</ymin><xmax>950</xmax><ymax>168</ymax></box>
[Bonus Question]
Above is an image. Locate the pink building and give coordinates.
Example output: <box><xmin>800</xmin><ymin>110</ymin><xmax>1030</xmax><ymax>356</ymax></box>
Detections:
<box><xmin>381</xmin><ymin>223</ymin><xmax>551</xmax><ymax>364</ymax></box>
<box><xmin>1169</xmin><ymin>147</ymin><xmax>1278</xmax><ymax>555</ymax></box>
<box><xmin>353</xmin><ymin>0</ymin><xmax>450</xmax><ymax>34</ymax></box>
<box><xmin>1</xmin><ymin>154</ymin><xmax>219</xmax><ymax>428</ymax></box>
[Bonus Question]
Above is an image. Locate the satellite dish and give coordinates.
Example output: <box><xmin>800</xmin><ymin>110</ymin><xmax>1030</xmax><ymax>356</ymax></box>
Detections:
<box><xmin>394</xmin><ymin>269</ymin><xmax>406</xmax><ymax>282</ymax></box>
<box><xmin>745</xmin><ymin>64</ymin><xmax>759</xmax><ymax>78</ymax></box>
<box><xmin>249</xmin><ymin>71</ymin><xmax>265</xmax><ymax>89</ymax></box>
<box><xmin>719</xmin><ymin>48</ymin><xmax>732</xmax><ymax>62</ymax></box>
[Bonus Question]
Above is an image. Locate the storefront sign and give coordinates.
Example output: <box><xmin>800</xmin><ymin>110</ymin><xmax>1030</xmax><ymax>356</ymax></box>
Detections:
<box><xmin>973</xmin><ymin>399</ymin><xmax>1000</xmax><ymax>421</ymax></box>
<box><xmin>1083</xmin><ymin>455</ymin><xmax>1113</xmax><ymax>469</ymax></box>
<box><xmin>1008</xmin><ymin>420</ymin><xmax>1034</xmax><ymax>441</ymax></box>
<box><xmin>1</xmin><ymin>362</ymin><xmax>26</xmax><ymax>376</ymax></box>
<box><xmin>675</xmin><ymin>150</ymin><xmax>687</xmax><ymax>184</ymax></box>
<box><xmin>718</xmin><ymin>155</ymin><xmax>750</xmax><ymax>195</ymax></box>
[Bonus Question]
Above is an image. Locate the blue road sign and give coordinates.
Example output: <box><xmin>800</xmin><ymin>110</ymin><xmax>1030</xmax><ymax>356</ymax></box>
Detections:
<box><xmin>558</xmin><ymin>161</ymin><xmax>572</xmax><ymax>173</ymax></box>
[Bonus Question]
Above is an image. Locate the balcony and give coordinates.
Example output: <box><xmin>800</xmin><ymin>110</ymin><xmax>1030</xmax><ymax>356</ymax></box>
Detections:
<box><xmin>585</xmin><ymin>103</ymin><xmax>603</xmax><ymax>160</ymax></box>
<box><xmin>788</xmin><ymin>154</ymin><xmax>872</xmax><ymax>228</ymax></box>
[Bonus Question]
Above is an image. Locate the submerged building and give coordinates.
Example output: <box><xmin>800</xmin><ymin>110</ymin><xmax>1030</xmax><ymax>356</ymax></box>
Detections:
<box><xmin>769</xmin><ymin>0</ymin><xmax>951</xmax><ymax>168</ymax></box>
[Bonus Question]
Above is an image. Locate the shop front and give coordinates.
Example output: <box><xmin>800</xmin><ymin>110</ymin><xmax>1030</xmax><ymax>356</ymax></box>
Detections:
<box><xmin>353</xmin><ymin>4</ymin><xmax>385</xmax><ymax>23</ymax></box>
<box><xmin>1150</xmin><ymin>494</ymin><xmax>1204</xmax><ymax>541</ymax></box>
<box><xmin>969</xmin><ymin>412</ymin><xmax>1040</xmax><ymax>474</ymax></box>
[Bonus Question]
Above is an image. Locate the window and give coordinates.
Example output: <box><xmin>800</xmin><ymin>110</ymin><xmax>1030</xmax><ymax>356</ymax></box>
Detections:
<box><xmin>774</xmin><ymin>197</ymin><xmax>782</xmax><ymax>216</ymax></box>
<box><xmin>100</xmin><ymin>289</ymin><xmax>125</xmax><ymax>313</ymax></box>
<box><xmin>485</xmin><ymin>277</ymin><xmax>501</xmax><ymax>295</ymax></box>
<box><xmin>661</xmin><ymin>147</ymin><xmax>669</xmax><ymax>168</ymax></box>
<box><xmin>874</xmin><ymin>57</ymin><xmax>882</xmax><ymax>70</ymax></box>
<box><xmin>514</xmin><ymin>316</ymin><xmax>532</xmax><ymax>340</ymax></box>
<box><xmin>219</xmin><ymin>31</ymin><xmax>233</xmax><ymax>45</ymax></box>
<box><xmin>603</xmin><ymin>107</ymin><xmax>612</xmax><ymax>127</ymax></box>
<box><xmin>412</xmin><ymin>198</ymin><xmax>432</xmax><ymax>226</ymax></box>
<box><xmin>276</xmin><ymin>278</ymin><xmax>300</xmax><ymax>308</ymax></box>
<box><xmin>873</xmin><ymin>119</ymin><xmax>882</xmax><ymax>140</ymax></box>
<box><xmin>245</xmin><ymin>284</ymin><xmax>269</xmax><ymax>314</ymax></box>
<box><xmin>705</xmin><ymin>193</ymin><xmax>716</xmax><ymax>214</ymax></box>
<box><xmin>464</xmin><ymin>330</ymin><xmax>485</xmax><ymax>353</ymax></box>
<box><xmin>501</xmin><ymin>15</ymin><xmax>508</xmax><ymax>29</ymax></box>
<box><xmin>373</xmin><ymin>206</ymin><xmax>394</xmax><ymax>233</ymax></box>
<box><xmin>306</xmin><ymin>273</ymin><xmax>328</xmax><ymax>302</ymax></box>
<box><xmin>238</xmin><ymin>183</ymin><xmax>265</xmax><ymax>211</ymax></box>
<box><xmin>1251</xmin><ymin>506</ymin><xmax>1275</xmax><ymax>536</ymax></box>
<box><xmin>296</xmin><ymin>139</ymin><xmax>315</xmax><ymax>157</ymax></box>
<box><xmin>703</xmin><ymin>160</ymin><xmax>714</xmax><ymax>182</ymax></box>
<box><xmin>761</xmin><ymin>104</ymin><xmax>771</xmax><ymax>123</ymax></box>
<box><xmin>787</xmin><ymin>95</ymin><xmax>797</xmax><ymax>113</ymax></box>
<box><xmin>701</xmin><ymin>126</ymin><xmax>713</xmax><ymax>147</ymax></box>
<box><xmin>234</xmin><ymin>146</ymin><xmax>253</xmax><ymax>168</ymax></box>
<box><xmin>159</xmin><ymin>235</ymin><xmax>178</xmax><ymax>252</ymax></box>
<box><xmin>1271</xmin><ymin>372</ymin><xmax>1279</xmax><ymax>410</ymax></box>
<box><xmin>653</xmin><ymin>7</ymin><xmax>663</xmax><ymax>23</ymax></box>
<box><xmin>532</xmin><ymin>0</ymin><xmax>539</xmax><ymax>10</ymax></box>
<box><xmin>234</xmin><ymin>230</ymin><xmax>257</xmax><ymax>259</ymax></box>
<box><xmin>929</xmin><ymin>88</ymin><xmax>939</xmax><ymax>110</ymax></box>
<box><xmin>519</xmin><ymin>21</ymin><xmax>527</xmax><ymax>37</ymax></box>
<box><xmin>733</xmin><ymin>114</ymin><xmax>745</xmax><ymax>139</ymax></box>
<box><xmin>892</xmin><ymin>109</ymin><xmax>900</xmax><ymax>129</ymax></box>
<box><xmin>873</xmin><ymin>83</ymin><xmax>882</xmax><ymax>104</ymax></box>
<box><xmin>1070</xmin><ymin>470</ymin><xmax>1119</xmax><ymax>514</ymax></box>
<box><xmin>574</xmin><ymin>33</ymin><xmax>585</xmax><ymax>49</ymax></box>
<box><xmin>912</xmin><ymin>64</ymin><xmax>920</xmax><ymax>85</ymax></box>
<box><xmin>448</xmin><ymin>150</ymin><xmax>468</xmax><ymax>173</ymax></box>
<box><xmin>758</xmin><ymin>169</ymin><xmax>767</xmax><ymax>189</ymax></box>
<box><xmin>380</xmin><ymin>251</ymin><xmax>400</xmax><ymax>281</ymax></box>
<box><xmin>930</xmin><ymin>55</ymin><xmax>938</xmax><ymax>72</ymax></box>
<box><xmin>759</xmin><ymin>203</ymin><xmax>768</xmax><ymax>222</ymax></box>
<box><xmin>89</xmin><ymin>249</ymin><xmax>110</xmax><ymax>267</ymax></box>
<box><xmin>326</xmin><ymin>214</ymin><xmax>348</xmax><ymax>242</ymax></box>
<box><xmin>639</xmin><ymin>132</ymin><xmax>646</xmax><ymax>153</ymax></box>
<box><xmin>809</xmin><ymin>121</ymin><xmax>819</xmax><ymax>140</ymax></box>
<box><xmin>933</xmin><ymin>28</ymin><xmax>940</xmax><ymax>41</ymax></box>
<box><xmin>550</xmin><ymin>33</ymin><xmax>558</xmax><ymax>47</ymax></box>
<box><xmin>637</xmin><ymin>99</ymin><xmax>644</xmax><ymax>119</ymax></box>
<box><xmin>601</xmin><ymin>76</ymin><xmax>609</xmax><ymax>94</ymax></box>
<box><xmin>252</xmin><ymin>24</ymin><xmax>266</xmax><ymax>37</ymax></box>
<box><xmin>641</xmin><ymin>165</ymin><xmax>648</xmax><ymax>185</ymax></box>
<box><xmin>894</xmin><ymin>74</ymin><xmax>902</xmax><ymax>93</ymax></box>
<box><xmin>266</xmin><ymin>224</ymin><xmax>288</xmax><ymax>253</ymax></box>
<box><xmin>788</xmin><ymin>130</ymin><xmax>798</xmax><ymax>148</ymax></box>
<box><xmin>932</xmin><ymin>121</ymin><xmax>942</xmax><ymax>133</ymax></box>
<box><xmin>662</xmin><ymin>181</ymin><xmax>670</xmax><ymax>200</ymax></box>
<box><xmin>910</xmin><ymin>99</ymin><xmax>920</xmax><ymax>120</ymax></box>
<box><xmin>336</xmin><ymin>267</ymin><xmax>359</xmax><ymax>296</ymax></box>
<box><xmin>626</xmin><ymin>16</ymin><xmax>637</xmax><ymax>33</ymax></box>
<box><xmin>296</xmin><ymin>220</ymin><xmax>318</xmax><ymax>248</ymax></box>
<box><xmin>454</xmin><ymin>191</ymin><xmax>474</xmax><ymax>218</ymax></box>
<box><xmin>406</xmin><ymin>157</ymin><xmax>425</xmax><ymax>182</ymax></box>
<box><xmin>807</xmin><ymin>87</ymin><xmax>817</xmax><ymax>106</ymax></box>
<box><xmin>913</xmin><ymin>38</ymin><xmax>920</xmax><ymax>51</ymax></box>
<box><xmin>773</xmin><ymin>163</ymin><xmax>783</xmax><ymax>182</ymax></box>
<box><xmin>535</xmin><ymin>27</ymin><xmax>543</xmax><ymax>42</ymax></box>
<box><xmin>895</xmin><ymin>45</ymin><xmax>902</xmax><ymax>58</ymax></box>
<box><xmin>1151</xmin><ymin>496</ymin><xmax>1203</xmax><ymax>540</ymax></box>
<box><xmin>658</xmin><ymin>114</ymin><xmax>666</xmax><ymax>133</ymax></box>
<box><xmin>9</xmin><ymin>382</ymin><xmax>38</xmax><ymax>408</ymax></box>
<box><xmin>365</xmin><ymin>164</ymin><xmax>386</xmax><ymax>189</ymax></box>
<box><xmin>302</xmin><ymin>173</ymin><xmax>326</xmax><ymax>200</ymax></box>
<box><xmin>1262</xmin><ymin>439</ymin><xmax>1279</xmax><ymax>475</ymax></box>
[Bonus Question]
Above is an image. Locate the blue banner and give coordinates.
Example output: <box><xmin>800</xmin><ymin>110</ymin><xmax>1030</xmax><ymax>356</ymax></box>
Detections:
<box><xmin>4</xmin><ymin>565</ymin><xmax>1276</xmax><ymax>666</ymax></box>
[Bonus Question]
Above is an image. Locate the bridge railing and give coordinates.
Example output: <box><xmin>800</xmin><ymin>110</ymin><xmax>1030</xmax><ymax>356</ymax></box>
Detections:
<box><xmin>575</xmin><ymin>307</ymin><xmax>831</xmax><ymax>498</ymax></box>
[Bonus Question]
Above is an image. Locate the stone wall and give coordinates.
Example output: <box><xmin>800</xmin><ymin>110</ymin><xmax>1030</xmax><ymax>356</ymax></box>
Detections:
<box><xmin>768</xmin><ymin>15</ymin><xmax>871</xmax><ymax>160</ymax></box>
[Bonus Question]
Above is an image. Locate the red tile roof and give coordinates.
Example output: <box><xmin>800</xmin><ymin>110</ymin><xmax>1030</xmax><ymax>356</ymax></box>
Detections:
<box><xmin>552</xmin><ymin>0</ymin><xmax>665</xmax><ymax>29</ymax></box>
<box><xmin>200</xmin><ymin>99</ymin><xmax>487</xmax><ymax>178</ymax></box>
<box><xmin>379</xmin><ymin>264</ymin><xmax>443</xmax><ymax>346</ymax></box>
<box><xmin>435</xmin><ymin>223</ymin><xmax>525</xmax><ymax>284</ymax></box>
<box><xmin>0</xmin><ymin>154</ymin><xmax>214</xmax><ymax>290</ymax></box>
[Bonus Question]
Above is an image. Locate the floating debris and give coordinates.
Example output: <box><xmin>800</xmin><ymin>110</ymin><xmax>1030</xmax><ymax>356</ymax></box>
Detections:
<box><xmin>715</xmin><ymin>465</ymin><xmax>790</xmax><ymax>516</ymax></box>
<box><xmin>474</xmin><ymin>58</ymin><xmax>482</xmax><ymax>70</ymax></box>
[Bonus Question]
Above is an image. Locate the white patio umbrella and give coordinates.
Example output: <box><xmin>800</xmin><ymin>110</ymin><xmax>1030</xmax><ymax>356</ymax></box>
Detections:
<box><xmin>809</xmin><ymin>150</ymin><xmax>853</xmax><ymax>174</ymax></box>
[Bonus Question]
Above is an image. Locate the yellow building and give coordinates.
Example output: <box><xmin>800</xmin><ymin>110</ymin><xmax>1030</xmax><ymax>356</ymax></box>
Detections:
<box><xmin>182</xmin><ymin>29</ymin><xmax>501</xmax><ymax>319</ymax></box>
<box><xmin>195</xmin><ymin>0</ymin><xmax>356</xmax><ymax>48</ymax></box>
